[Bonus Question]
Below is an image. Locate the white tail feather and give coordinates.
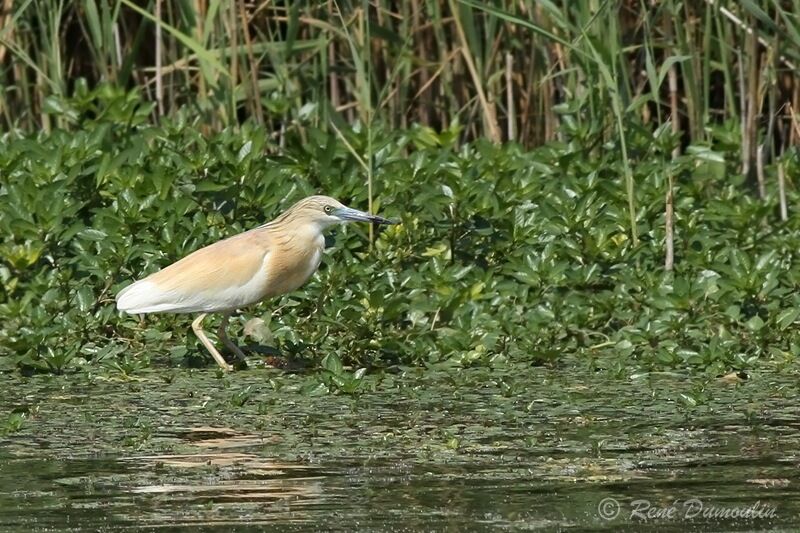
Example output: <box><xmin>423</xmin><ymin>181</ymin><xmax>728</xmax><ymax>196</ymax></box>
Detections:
<box><xmin>116</xmin><ymin>280</ymin><xmax>207</xmax><ymax>314</ymax></box>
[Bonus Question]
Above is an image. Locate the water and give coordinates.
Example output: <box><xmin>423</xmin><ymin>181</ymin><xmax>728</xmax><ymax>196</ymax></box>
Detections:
<box><xmin>1</xmin><ymin>363</ymin><xmax>799</xmax><ymax>531</ymax></box>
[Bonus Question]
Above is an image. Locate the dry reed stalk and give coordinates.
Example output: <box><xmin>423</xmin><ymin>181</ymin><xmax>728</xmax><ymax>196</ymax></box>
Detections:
<box><xmin>704</xmin><ymin>0</ymin><xmax>796</xmax><ymax>70</ymax></box>
<box><xmin>505</xmin><ymin>51</ymin><xmax>514</xmax><ymax>141</ymax></box>
<box><xmin>239</xmin><ymin>0</ymin><xmax>264</xmax><ymax>125</ymax></box>
<box><xmin>789</xmin><ymin>103</ymin><xmax>800</xmax><ymax>139</ymax></box>
<box><xmin>666</xmin><ymin>16</ymin><xmax>680</xmax><ymax>159</ymax></box>
<box><xmin>193</xmin><ymin>0</ymin><xmax>210</xmax><ymax>133</ymax></box>
<box><xmin>745</xmin><ymin>18</ymin><xmax>760</xmax><ymax>185</ymax></box>
<box><xmin>448</xmin><ymin>0</ymin><xmax>501</xmax><ymax>143</ymax></box>
<box><xmin>547</xmin><ymin>38</ymin><xmax>566</xmax><ymax>142</ymax></box>
<box><xmin>792</xmin><ymin>85</ymin><xmax>800</xmax><ymax>146</ymax></box>
<box><xmin>412</xmin><ymin>0</ymin><xmax>429</xmax><ymax>127</ymax></box>
<box><xmin>778</xmin><ymin>161</ymin><xmax>788</xmax><ymax>221</ymax></box>
<box><xmin>757</xmin><ymin>39</ymin><xmax>780</xmax><ymax>201</ymax></box>
<box><xmin>155</xmin><ymin>0</ymin><xmax>164</xmax><ymax>117</ymax></box>
<box><xmin>756</xmin><ymin>144</ymin><xmax>765</xmax><ymax>199</ymax></box>
<box><xmin>0</xmin><ymin>0</ymin><xmax>13</xmax><ymax>65</ymax></box>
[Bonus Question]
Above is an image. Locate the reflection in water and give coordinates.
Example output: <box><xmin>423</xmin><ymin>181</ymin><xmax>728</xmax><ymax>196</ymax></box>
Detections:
<box><xmin>129</xmin><ymin>427</ymin><xmax>324</xmax><ymax>506</ymax></box>
<box><xmin>1</xmin><ymin>366</ymin><xmax>800</xmax><ymax>530</ymax></box>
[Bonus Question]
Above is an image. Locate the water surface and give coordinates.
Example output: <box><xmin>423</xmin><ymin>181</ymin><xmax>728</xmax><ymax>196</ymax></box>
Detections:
<box><xmin>1</xmin><ymin>363</ymin><xmax>799</xmax><ymax>531</ymax></box>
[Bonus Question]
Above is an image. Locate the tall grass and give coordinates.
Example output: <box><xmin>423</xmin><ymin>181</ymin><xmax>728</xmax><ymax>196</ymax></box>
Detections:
<box><xmin>2</xmin><ymin>0</ymin><xmax>800</xmax><ymax>237</ymax></box>
<box><xmin>0</xmin><ymin>1</ymin><xmax>794</xmax><ymax>143</ymax></box>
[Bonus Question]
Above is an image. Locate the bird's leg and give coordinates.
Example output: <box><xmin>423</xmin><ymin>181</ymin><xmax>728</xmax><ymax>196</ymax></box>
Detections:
<box><xmin>217</xmin><ymin>313</ymin><xmax>247</xmax><ymax>362</ymax></box>
<box><xmin>192</xmin><ymin>313</ymin><xmax>233</xmax><ymax>371</ymax></box>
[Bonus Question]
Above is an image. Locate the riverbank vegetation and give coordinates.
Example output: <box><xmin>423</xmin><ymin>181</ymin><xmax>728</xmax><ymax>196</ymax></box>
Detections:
<box><xmin>2</xmin><ymin>1</ymin><xmax>800</xmax><ymax>376</ymax></box>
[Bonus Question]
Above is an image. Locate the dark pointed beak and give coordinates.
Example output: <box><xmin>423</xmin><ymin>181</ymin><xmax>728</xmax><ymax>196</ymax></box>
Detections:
<box><xmin>335</xmin><ymin>206</ymin><xmax>399</xmax><ymax>225</ymax></box>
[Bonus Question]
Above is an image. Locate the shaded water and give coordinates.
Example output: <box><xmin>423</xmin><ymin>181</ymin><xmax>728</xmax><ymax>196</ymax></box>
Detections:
<box><xmin>1</xmin><ymin>363</ymin><xmax>799</xmax><ymax>531</ymax></box>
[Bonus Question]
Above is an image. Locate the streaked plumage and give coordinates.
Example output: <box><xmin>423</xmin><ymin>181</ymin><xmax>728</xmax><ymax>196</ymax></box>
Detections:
<box><xmin>117</xmin><ymin>195</ymin><xmax>396</xmax><ymax>370</ymax></box>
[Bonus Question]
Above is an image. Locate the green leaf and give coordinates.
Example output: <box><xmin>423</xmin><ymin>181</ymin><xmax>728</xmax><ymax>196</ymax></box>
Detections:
<box><xmin>745</xmin><ymin>315</ymin><xmax>764</xmax><ymax>332</ymax></box>
<box><xmin>776</xmin><ymin>308</ymin><xmax>800</xmax><ymax>331</ymax></box>
<box><xmin>79</xmin><ymin>229</ymin><xmax>108</xmax><ymax>241</ymax></box>
<box><xmin>75</xmin><ymin>286</ymin><xmax>95</xmax><ymax>313</ymax></box>
<box><xmin>724</xmin><ymin>305</ymin><xmax>741</xmax><ymax>320</ymax></box>
<box><xmin>237</xmin><ymin>140</ymin><xmax>253</xmax><ymax>163</ymax></box>
<box><xmin>657</xmin><ymin>55</ymin><xmax>691</xmax><ymax>88</ymax></box>
<box><xmin>322</xmin><ymin>353</ymin><xmax>343</xmax><ymax>376</ymax></box>
<box><xmin>194</xmin><ymin>181</ymin><xmax>229</xmax><ymax>192</ymax></box>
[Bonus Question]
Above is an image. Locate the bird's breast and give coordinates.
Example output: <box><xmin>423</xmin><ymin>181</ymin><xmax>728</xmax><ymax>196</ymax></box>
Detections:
<box><xmin>262</xmin><ymin>232</ymin><xmax>324</xmax><ymax>298</ymax></box>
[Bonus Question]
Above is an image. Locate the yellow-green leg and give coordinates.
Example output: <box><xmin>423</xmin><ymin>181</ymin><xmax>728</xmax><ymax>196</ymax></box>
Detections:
<box><xmin>192</xmin><ymin>313</ymin><xmax>233</xmax><ymax>371</ymax></box>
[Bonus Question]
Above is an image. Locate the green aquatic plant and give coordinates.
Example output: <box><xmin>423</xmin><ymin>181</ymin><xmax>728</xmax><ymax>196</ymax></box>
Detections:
<box><xmin>2</xmin><ymin>86</ymin><xmax>800</xmax><ymax>376</ymax></box>
<box><xmin>318</xmin><ymin>353</ymin><xmax>370</xmax><ymax>395</ymax></box>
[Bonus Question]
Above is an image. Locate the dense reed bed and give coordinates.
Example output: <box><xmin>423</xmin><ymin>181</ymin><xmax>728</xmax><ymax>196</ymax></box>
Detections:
<box><xmin>3</xmin><ymin>1</ymin><xmax>800</xmax><ymax>247</ymax></box>
<box><xmin>1</xmin><ymin>1</ymin><xmax>798</xmax><ymax>147</ymax></box>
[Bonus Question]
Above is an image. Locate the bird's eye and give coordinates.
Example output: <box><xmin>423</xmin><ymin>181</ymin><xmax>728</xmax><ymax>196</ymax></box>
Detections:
<box><xmin>324</xmin><ymin>205</ymin><xmax>333</xmax><ymax>214</ymax></box>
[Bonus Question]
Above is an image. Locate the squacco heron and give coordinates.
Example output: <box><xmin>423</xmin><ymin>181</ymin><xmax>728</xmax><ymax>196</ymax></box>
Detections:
<box><xmin>116</xmin><ymin>195</ymin><xmax>396</xmax><ymax>371</ymax></box>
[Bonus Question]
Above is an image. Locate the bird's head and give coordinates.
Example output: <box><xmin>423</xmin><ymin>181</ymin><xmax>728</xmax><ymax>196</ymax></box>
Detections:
<box><xmin>288</xmin><ymin>195</ymin><xmax>398</xmax><ymax>230</ymax></box>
